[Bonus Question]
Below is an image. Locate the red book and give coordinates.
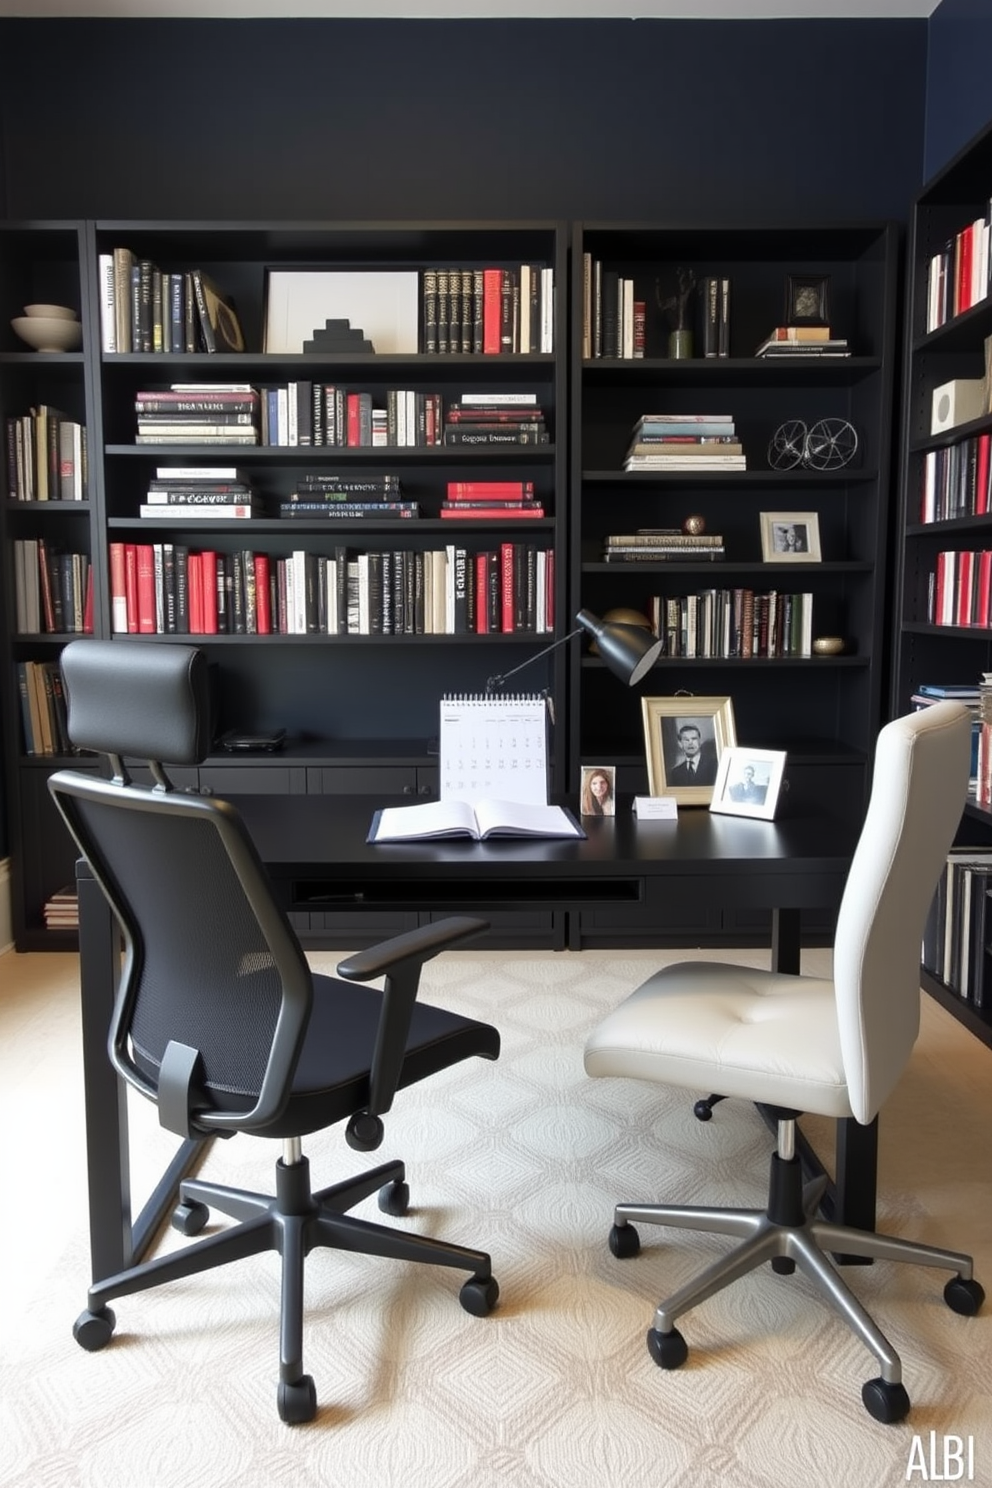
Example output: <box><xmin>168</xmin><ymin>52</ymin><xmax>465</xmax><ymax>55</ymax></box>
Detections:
<box><xmin>255</xmin><ymin>553</ymin><xmax>272</xmax><ymax>633</ymax></box>
<box><xmin>500</xmin><ymin>541</ymin><xmax>515</xmax><ymax>632</ymax></box>
<box><xmin>199</xmin><ymin>550</ymin><xmax>218</xmax><ymax>634</ymax></box>
<box><xmin>958</xmin><ymin>222</ymin><xmax>974</xmax><ymax>315</ymax></box>
<box><xmin>124</xmin><ymin>544</ymin><xmax>138</xmax><ymax>633</ymax></box>
<box><xmin>188</xmin><ymin>552</ymin><xmax>204</xmax><ymax>633</ymax></box>
<box><xmin>346</xmin><ymin>392</ymin><xmax>361</xmax><ymax>446</ymax></box>
<box><xmin>439</xmin><ymin>506</ymin><xmax>545</xmax><ymax>519</ymax></box>
<box><xmin>976</xmin><ymin>433</ymin><xmax>991</xmax><ymax>516</ymax></box>
<box><xmin>475</xmin><ymin>552</ymin><xmax>490</xmax><ymax>633</ymax></box>
<box><xmin>977</xmin><ymin>550</ymin><xmax>992</xmax><ymax>627</ymax></box>
<box><xmin>483</xmin><ymin>269</ymin><xmax>502</xmax><ymax>355</ymax></box>
<box><xmin>135</xmin><ymin>545</ymin><xmax>156</xmax><ymax>633</ymax></box>
<box><xmin>957</xmin><ymin>549</ymin><xmax>975</xmax><ymax>625</ymax></box>
<box><xmin>446</xmin><ymin>480</ymin><xmax>535</xmax><ymax>500</ymax></box>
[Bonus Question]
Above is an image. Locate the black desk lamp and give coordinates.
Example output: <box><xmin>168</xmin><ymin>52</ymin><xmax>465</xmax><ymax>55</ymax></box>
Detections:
<box><xmin>486</xmin><ymin>608</ymin><xmax>663</xmax><ymax>693</ymax></box>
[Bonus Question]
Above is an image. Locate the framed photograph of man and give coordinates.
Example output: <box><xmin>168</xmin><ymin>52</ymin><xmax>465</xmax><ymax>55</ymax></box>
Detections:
<box><xmin>760</xmin><ymin>511</ymin><xmax>821</xmax><ymax>563</ymax></box>
<box><xmin>641</xmin><ymin>696</ymin><xmax>737</xmax><ymax>806</ymax></box>
<box><xmin>709</xmin><ymin>747</ymin><xmax>787</xmax><ymax>821</ymax></box>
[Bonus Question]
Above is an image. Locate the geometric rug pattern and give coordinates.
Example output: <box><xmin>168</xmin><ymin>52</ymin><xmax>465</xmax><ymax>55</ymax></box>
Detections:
<box><xmin>1</xmin><ymin>946</ymin><xmax>990</xmax><ymax>1488</ymax></box>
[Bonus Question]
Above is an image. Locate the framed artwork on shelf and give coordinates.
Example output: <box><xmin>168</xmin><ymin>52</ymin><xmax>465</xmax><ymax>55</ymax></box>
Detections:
<box><xmin>641</xmin><ymin>696</ymin><xmax>737</xmax><ymax>806</ymax></box>
<box><xmin>579</xmin><ymin>764</ymin><xmax>616</xmax><ymax>816</ymax></box>
<box><xmin>785</xmin><ymin>274</ymin><xmax>830</xmax><ymax>327</ymax></box>
<box><xmin>709</xmin><ymin>747</ymin><xmax>788</xmax><ymax>821</ymax></box>
<box><xmin>262</xmin><ymin>269</ymin><xmax>420</xmax><ymax>354</ymax></box>
<box><xmin>761</xmin><ymin>511</ymin><xmax>821</xmax><ymax>563</ymax></box>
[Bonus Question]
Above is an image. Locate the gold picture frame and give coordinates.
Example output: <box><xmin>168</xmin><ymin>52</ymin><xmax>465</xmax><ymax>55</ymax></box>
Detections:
<box><xmin>760</xmin><ymin>511</ymin><xmax>822</xmax><ymax>563</ymax></box>
<box><xmin>641</xmin><ymin>696</ymin><xmax>737</xmax><ymax>806</ymax></box>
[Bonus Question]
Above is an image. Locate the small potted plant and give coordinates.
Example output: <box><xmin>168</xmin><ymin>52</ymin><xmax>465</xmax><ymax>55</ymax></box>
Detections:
<box><xmin>656</xmin><ymin>268</ymin><xmax>696</xmax><ymax>359</ymax></box>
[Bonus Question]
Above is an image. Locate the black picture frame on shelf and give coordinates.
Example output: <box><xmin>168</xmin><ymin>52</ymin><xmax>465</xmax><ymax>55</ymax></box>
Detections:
<box><xmin>785</xmin><ymin>274</ymin><xmax>830</xmax><ymax>327</ymax></box>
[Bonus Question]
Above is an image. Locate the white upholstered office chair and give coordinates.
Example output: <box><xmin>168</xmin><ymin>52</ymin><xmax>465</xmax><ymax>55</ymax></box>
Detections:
<box><xmin>584</xmin><ymin>702</ymin><xmax>985</xmax><ymax>1423</ymax></box>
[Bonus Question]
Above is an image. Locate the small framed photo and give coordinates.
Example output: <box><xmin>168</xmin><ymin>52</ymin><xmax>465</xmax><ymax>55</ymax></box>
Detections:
<box><xmin>785</xmin><ymin>273</ymin><xmax>830</xmax><ymax>327</ymax></box>
<box><xmin>761</xmin><ymin>511</ymin><xmax>821</xmax><ymax>563</ymax></box>
<box><xmin>580</xmin><ymin>764</ymin><xmax>616</xmax><ymax>816</ymax></box>
<box><xmin>709</xmin><ymin>747</ymin><xmax>788</xmax><ymax>821</ymax></box>
<box><xmin>641</xmin><ymin>696</ymin><xmax>737</xmax><ymax>806</ymax></box>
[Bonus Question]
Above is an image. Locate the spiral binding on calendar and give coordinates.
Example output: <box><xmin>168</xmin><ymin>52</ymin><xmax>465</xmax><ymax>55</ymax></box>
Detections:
<box><xmin>441</xmin><ymin>692</ymin><xmax>543</xmax><ymax>704</ymax></box>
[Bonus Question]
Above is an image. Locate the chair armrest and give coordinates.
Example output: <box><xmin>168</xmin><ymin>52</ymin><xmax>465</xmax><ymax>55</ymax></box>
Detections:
<box><xmin>336</xmin><ymin>916</ymin><xmax>489</xmax><ymax>1121</ymax></box>
<box><xmin>336</xmin><ymin>915</ymin><xmax>489</xmax><ymax>984</ymax></box>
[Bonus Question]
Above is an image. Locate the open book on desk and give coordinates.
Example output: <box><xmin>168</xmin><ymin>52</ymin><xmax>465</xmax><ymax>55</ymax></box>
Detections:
<box><xmin>368</xmin><ymin>797</ymin><xmax>585</xmax><ymax>843</ymax></box>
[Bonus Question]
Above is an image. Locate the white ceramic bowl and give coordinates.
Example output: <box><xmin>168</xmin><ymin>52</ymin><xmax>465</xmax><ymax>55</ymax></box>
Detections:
<box><xmin>11</xmin><ymin>316</ymin><xmax>83</xmax><ymax>352</ymax></box>
<box><xmin>23</xmin><ymin>303</ymin><xmax>77</xmax><ymax>320</ymax></box>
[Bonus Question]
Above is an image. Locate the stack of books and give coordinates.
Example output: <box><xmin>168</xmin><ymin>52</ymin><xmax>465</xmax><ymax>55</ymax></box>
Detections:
<box><xmin>16</xmin><ymin>658</ymin><xmax>73</xmax><ymax>754</ymax></box>
<box><xmin>442</xmin><ymin>392</ymin><xmax>549</xmax><ymax>448</ymax></box>
<box><xmin>139</xmin><ymin>466</ymin><xmax>262</xmax><ymax>521</ymax></box>
<box><xmin>135</xmin><ymin>384</ymin><xmax>260</xmax><ymax>445</ymax></box>
<box><xmin>623</xmin><ymin>414</ymin><xmax>746</xmax><ymax>472</ymax></box>
<box><xmin>280</xmin><ymin>472</ymin><xmax>419</xmax><ymax>520</ymax></box>
<box><xmin>440</xmin><ymin>480</ymin><xmax>544</xmax><ymax>520</ymax></box>
<box><xmin>43</xmin><ymin>885</ymin><xmax>79</xmax><ymax>932</ymax></box>
<box><xmin>754</xmin><ymin>326</ymin><xmax>850</xmax><ymax>358</ymax></box>
<box><xmin>602</xmin><ymin>528</ymin><xmax>725</xmax><ymax>561</ymax></box>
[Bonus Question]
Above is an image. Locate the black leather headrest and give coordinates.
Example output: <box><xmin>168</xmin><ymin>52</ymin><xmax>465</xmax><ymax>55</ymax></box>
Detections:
<box><xmin>60</xmin><ymin>640</ymin><xmax>212</xmax><ymax>764</ymax></box>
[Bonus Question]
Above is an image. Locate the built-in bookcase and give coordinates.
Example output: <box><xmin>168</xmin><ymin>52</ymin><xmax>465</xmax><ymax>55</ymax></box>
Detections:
<box><xmin>568</xmin><ymin>222</ymin><xmax>898</xmax><ymax>947</ymax></box>
<box><xmin>2</xmin><ymin>219</ymin><xmax>569</xmax><ymax>949</ymax></box>
<box><xmin>893</xmin><ymin>122</ymin><xmax>992</xmax><ymax>1048</ymax></box>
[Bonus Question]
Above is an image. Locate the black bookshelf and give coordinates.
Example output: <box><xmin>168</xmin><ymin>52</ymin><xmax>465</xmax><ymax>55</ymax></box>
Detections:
<box><xmin>893</xmin><ymin>123</ymin><xmax>992</xmax><ymax>1048</ymax></box>
<box><xmin>568</xmin><ymin>221</ymin><xmax>899</xmax><ymax>948</ymax></box>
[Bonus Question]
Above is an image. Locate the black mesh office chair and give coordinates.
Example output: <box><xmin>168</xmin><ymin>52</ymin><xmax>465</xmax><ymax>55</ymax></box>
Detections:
<box><xmin>49</xmin><ymin>640</ymin><xmax>501</xmax><ymax>1424</ymax></box>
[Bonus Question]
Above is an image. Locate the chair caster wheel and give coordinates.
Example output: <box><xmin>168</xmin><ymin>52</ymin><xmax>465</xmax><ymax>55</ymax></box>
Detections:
<box><xmin>73</xmin><ymin>1306</ymin><xmax>116</xmax><ymax>1351</ymax></box>
<box><xmin>647</xmin><ymin>1326</ymin><xmax>688</xmax><ymax>1370</ymax></box>
<box><xmin>693</xmin><ymin>1099</ymin><xmax>714</xmax><ymax>1121</ymax></box>
<box><xmin>345</xmin><ymin>1112</ymin><xmax>384</xmax><ymax>1152</ymax></box>
<box><xmin>172</xmin><ymin>1200</ymin><xmax>210</xmax><ymax>1236</ymax></box>
<box><xmin>861</xmin><ymin>1377</ymin><xmax>910</xmax><ymax>1424</ymax></box>
<box><xmin>609</xmin><ymin>1223</ymin><xmax>640</xmax><ymax>1259</ymax></box>
<box><xmin>944</xmin><ymin>1275</ymin><xmax>985</xmax><ymax>1315</ymax></box>
<box><xmin>459</xmin><ymin>1275</ymin><xmax>499</xmax><ymax>1317</ymax></box>
<box><xmin>277</xmin><ymin>1374</ymin><xmax>316</xmax><ymax>1424</ymax></box>
<box><xmin>378</xmin><ymin>1180</ymin><xmax>409</xmax><ymax>1217</ymax></box>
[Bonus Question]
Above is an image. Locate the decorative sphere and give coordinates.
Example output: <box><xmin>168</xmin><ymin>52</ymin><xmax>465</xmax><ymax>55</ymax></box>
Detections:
<box><xmin>682</xmin><ymin>514</ymin><xmax>706</xmax><ymax>535</ymax></box>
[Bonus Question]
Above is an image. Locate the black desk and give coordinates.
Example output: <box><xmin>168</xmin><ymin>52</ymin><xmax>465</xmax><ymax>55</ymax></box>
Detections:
<box><xmin>76</xmin><ymin>794</ymin><xmax>874</xmax><ymax>1284</ymax></box>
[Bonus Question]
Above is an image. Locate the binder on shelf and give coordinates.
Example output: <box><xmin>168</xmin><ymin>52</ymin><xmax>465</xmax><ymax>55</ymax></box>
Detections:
<box><xmin>439</xmin><ymin>692</ymin><xmax>549</xmax><ymax>806</ymax></box>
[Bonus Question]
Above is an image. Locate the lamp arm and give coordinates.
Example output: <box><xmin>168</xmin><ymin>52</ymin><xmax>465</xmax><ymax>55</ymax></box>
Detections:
<box><xmin>485</xmin><ymin>627</ymin><xmax>582</xmax><ymax>693</ymax></box>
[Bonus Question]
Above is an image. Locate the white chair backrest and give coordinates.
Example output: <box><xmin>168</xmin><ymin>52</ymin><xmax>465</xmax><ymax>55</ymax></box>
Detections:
<box><xmin>833</xmin><ymin>702</ymin><xmax>971</xmax><ymax>1123</ymax></box>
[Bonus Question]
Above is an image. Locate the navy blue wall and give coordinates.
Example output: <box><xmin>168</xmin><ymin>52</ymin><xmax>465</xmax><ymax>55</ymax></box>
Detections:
<box><xmin>925</xmin><ymin>0</ymin><xmax>992</xmax><ymax>180</ymax></box>
<box><xmin>0</xmin><ymin>18</ymin><xmax>926</xmax><ymax>223</ymax></box>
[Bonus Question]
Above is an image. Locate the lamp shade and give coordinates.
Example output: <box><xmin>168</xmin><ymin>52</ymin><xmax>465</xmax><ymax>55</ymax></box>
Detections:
<box><xmin>575</xmin><ymin>609</ymin><xmax>662</xmax><ymax>685</ymax></box>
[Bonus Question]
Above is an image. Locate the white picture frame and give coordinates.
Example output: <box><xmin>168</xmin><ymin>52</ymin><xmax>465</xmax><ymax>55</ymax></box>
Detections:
<box><xmin>760</xmin><ymin>511</ymin><xmax>821</xmax><ymax>563</ymax></box>
<box><xmin>263</xmin><ymin>269</ymin><xmax>420</xmax><ymax>354</ymax></box>
<box><xmin>709</xmin><ymin>747</ymin><xmax>787</xmax><ymax>820</ymax></box>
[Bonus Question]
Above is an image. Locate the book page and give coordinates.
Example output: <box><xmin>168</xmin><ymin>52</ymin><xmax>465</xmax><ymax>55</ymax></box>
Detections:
<box><xmin>472</xmin><ymin>799</ymin><xmax>583</xmax><ymax>839</ymax></box>
<box><xmin>370</xmin><ymin>798</ymin><xmax>478</xmax><ymax>842</ymax></box>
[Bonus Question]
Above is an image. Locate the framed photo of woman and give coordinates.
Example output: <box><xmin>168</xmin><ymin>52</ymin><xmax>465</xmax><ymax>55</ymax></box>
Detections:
<box><xmin>580</xmin><ymin>764</ymin><xmax>616</xmax><ymax>816</ymax></box>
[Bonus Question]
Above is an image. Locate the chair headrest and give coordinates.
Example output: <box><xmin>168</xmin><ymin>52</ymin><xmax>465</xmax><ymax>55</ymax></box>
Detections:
<box><xmin>60</xmin><ymin>640</ymin><xmax>213</xmax><ymax>765</ymax></box>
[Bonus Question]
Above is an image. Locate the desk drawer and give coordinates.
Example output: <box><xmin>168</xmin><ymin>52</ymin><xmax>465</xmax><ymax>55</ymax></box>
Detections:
<box><xmin>308</xmin><ymin>766</ymin><xmax>438</xmax><ymax>797</ymax></box>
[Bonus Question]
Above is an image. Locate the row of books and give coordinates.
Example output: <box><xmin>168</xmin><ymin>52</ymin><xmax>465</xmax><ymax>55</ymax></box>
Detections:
<box><xmin>580</xmin><ymin>257</ymin><xmax>646</xmax><ymax>359</ymax></box>
<box><xmin>698</xmin><ymin>276</ymin><xmax>732</xmax><ymax>358</ymax></box>
<box><xmin>623</xmin><ymin>413</ymin><xmax>746</xmax><ymax>472</ymax></box>
<box><xmin>601</xmin><ymin>530</ymin><xmax>725</xmax><ymax>562</ymax></box>
<box><xmin>6</xmin><ymin>407</ymin><xmax>88</xmax><ymax>501</ymax></box>
<box><xmin>928</xmin><ymin>550</ymin><xmax>992</xmax><ymax>628</ymax></box>
<box><xmin>924</xmin><ymin>207</ymin><xmax>992</xmax><ymax>333</ymax></box>
<box><xmin>421</xmin><ymin>265</ymin><xmax>554</xmax><ymax>355</ymax></box>
<box><xmin>99</xmin><ymin>249</ymin><xmax>244</xmax><ymax>354</ymax></box>
<box><xmin>134</xmin><ymin>384</ymin><xmax>260</xmax><ymax>446</ymax></box>
<box><xmin>13</xmin><ymin>539</ymin><xmax>94</xmax><ymax>635</ymax></box>
<box><xmin>108</xmin><ymin>541</ymin><xmax>554</xmax><ymax>637</ymax></box>
<box><xmin>647</xmin><ymin>588</ymin><xmax>814</xmax><ymax>659</ymax></box>
<box><xmin>754</xmin><ymin>325</ymin><xmax>850</xmax><ymax>358</ymax></box>
<box><xmin>919</xmin><ymin>432</ymin><xmax>992</xmax><ymax>524</ymax></box>
<box><xmin>16</xmin><ymin>659</ymin><xmax>73</xmax><ymax>756</ymax></box>
<box><xmin>922</xmin><ymin>844</ymin><xmax>992</xmax><ymax>1009</ymax></box>
<box><xmin>910</xmin><ymin>681</ymin><xmax>982</xmax><ymax>792</ymax></box>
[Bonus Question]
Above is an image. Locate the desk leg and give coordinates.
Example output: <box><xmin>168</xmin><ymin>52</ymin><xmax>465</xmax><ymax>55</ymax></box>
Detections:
<box><xmin>770</xmin><ymin>908</ymin><xmax>801</xmax><ymax>974</ymax></box>
<box><xmin>77</xmin><ymin>860</ymin><xmax>207</xmax><ymax>1284</ymax></box>
<box><xmin>77</xmin><ymin>861</ymin><xmax>133</xmax><ymax>1283</ymax></box>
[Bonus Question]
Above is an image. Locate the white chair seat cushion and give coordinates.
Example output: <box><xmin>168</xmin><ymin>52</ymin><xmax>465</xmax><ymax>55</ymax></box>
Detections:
<box><xmin>584</xmin><ymin>962</ymin><xmax>855</xmax><ymax>1119</ymax></box>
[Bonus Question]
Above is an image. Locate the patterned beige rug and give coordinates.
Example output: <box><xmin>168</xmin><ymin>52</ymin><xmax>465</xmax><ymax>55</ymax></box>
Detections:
<box><xmin>2</xmin><ymin>947</ymin><xmax>990</xmax><ymax>1488</ymax></box>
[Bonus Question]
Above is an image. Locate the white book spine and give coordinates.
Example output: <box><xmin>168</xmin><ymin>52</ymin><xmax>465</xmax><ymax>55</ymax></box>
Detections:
<box><xmin>98</xmin><ymin>253</ymin><xmax>117</xmax><ymax>354</ymax></box>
